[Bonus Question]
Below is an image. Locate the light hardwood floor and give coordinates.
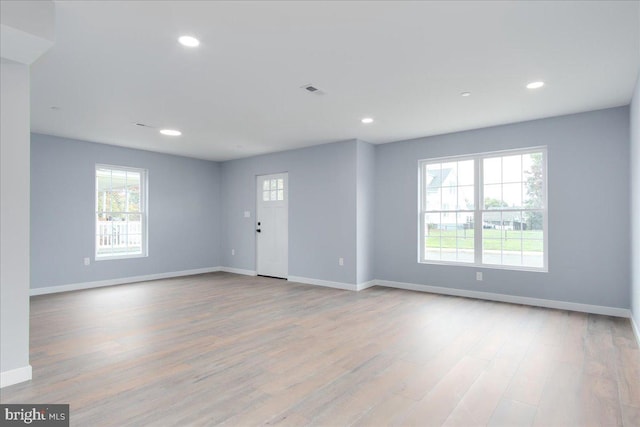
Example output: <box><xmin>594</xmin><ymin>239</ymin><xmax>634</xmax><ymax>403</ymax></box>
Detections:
<box><xmin>1</xmin><ymin>272</ymin><xmax>639</xmax><ymax>426</ymax></box>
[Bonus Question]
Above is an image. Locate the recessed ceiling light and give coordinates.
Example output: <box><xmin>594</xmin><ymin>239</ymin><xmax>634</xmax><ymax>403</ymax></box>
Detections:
<box><xmin>159</xmin><ymin>129</ymin><xmax>182</xmax><ymax>136</ymax></box>
<box><xmin>361</xmin><ymin>117</ymin><xmax>374</xmax><ymax>124</ymax></box>
<box><xmin>178</xmin><ymin>36</ymin><xmax>200</xmax><ymax>47</ymax></box>
<box><xmin>526</xmin><ymin>81</ymin><xmax>545</xmax><ymax>89</ymax></box>
<box><xmin>461</xmin><ymin>92</ymin><xmax>471</xmax><ymax>97</ymax></box>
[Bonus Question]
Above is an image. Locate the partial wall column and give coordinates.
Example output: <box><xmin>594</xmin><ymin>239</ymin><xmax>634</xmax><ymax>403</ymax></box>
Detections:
<box><xmin>0</xmin><ymin>0</ymin><xmax>54</xmax><ymax>388</ymax></box>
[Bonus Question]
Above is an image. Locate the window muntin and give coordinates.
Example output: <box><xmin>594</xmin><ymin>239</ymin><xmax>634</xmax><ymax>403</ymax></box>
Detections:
<box><xmin>419</xmin><ymin>148</ymin><xmax>547</xmax><ymax>271</ymax></box>
<box><xmin>481</xmin><ymin>152</ymin><xmax>545</xmax><ymax>268</ymax></box>
<box><xmin>262</xmin><ymin>177</ymin><xmax>284</xmax><ymax>201</ymax></box>
<box><xmin>96</xmin><ymin>165</ymin><xmax>147</xmax><ymax>259</ymax></box>
<box><xmin>422</xmin><ymin>159</ymin><xmax>475</xmax><ymax>263</ymax></box>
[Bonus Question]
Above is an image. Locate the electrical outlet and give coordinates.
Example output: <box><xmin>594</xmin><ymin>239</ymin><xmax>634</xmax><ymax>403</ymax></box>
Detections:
<box><xmin>84</xmin><ymin>257</ymin><xmax>91</xmax><ymax>266</ymax></box>
<box><xmin>231</xmin><ymin>249</ymin><xmax>235</xmax><ymax>256</ymax></box>
<box><xmin>339</xmin><ymin>257</ymin><xmax>344</xmax><ymax>266</ymax></box>
<box><xmin>476</xmin><ymin>272</ymin><xmax>483</xmax><ymax>281</ymax></box>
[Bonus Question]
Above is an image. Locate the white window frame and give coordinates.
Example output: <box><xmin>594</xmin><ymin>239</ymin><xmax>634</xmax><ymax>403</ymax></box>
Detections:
<box><xmin>95</xmin><ymin>164</ymin><xmax>148</xmax><ymax>260</ymax></box>
<box><xmin>418</xmin><ymin>147</ymin><xmax>548</xmax><ymax>272</ymax></box>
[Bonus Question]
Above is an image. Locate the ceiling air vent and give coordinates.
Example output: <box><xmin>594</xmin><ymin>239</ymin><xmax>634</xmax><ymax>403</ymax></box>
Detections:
<box><xmin>301</xmin><ymin>84</ymin><xmax>325</xmax><ymax>95</ymax></box>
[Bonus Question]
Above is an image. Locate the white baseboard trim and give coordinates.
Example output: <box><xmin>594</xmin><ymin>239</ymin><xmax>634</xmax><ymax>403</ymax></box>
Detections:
<box><xmin>288</xmin><ymin>275</ymin><xmax>357</xmax><ymax>291</ymax></box>
<box><xmin>219</xmin><ymin>267</ymin><xmax>257</xmax><ymax>276</ymax></box>
<box><xmin>1</xmin><ymin>365</ymin><xmax>32</xmax><ymax>388</ymax></box>
<box><xmin>631</xmin><ymin>315</ymin><xmax>640</xmax><ymax>347</ymax></box>
<box><xmin>30</xmin><ymin>267</ymin><xmax>223</xmax><ymax>296</ymax></box>
<box><xmin>357</xmin><ymin>280</ymin><xmax>376</xmax><ymax>291</ymax></box>
<box><xmin>28</xmin><ymin>268</ymin><xmax>634</xmax><ymax>322</ymax></box>
<box><xmin>374</xmin><ymin>279</ymin><xmax>631</xmax><ymax>318</ymax></box>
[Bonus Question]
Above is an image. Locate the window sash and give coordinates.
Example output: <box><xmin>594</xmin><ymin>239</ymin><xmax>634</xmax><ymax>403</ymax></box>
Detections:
<box><xmin>95</xmin><ymin>164</ymin><xmax>148</xmax><ymax>260</ymax></box>
<box><xmin>419</xmin><ymin>147</ymin><xmax>547</xmax><ymax>271</ymax></box>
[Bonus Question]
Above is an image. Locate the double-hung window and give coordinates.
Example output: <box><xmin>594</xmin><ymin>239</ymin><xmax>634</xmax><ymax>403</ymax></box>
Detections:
<box><xmin>419</xmin><ymin>147</ymin><xmax>547</xmax><ymax>271</ymax></box>
<box><xmin>96</xmin><ymin>165</ymin><xmax>148</xmax><ymax>259</ymax></box>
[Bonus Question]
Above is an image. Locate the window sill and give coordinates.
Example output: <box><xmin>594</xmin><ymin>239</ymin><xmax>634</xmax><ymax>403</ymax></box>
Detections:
<box><xmin>418</xmin><ymin>259</ymin><xmax>547</xmax><ymax>273</ymax></box>
<box><xmin>95</xmin><ymin>254</ymin><xmax>148</xmax><ymax>262</ymax></box>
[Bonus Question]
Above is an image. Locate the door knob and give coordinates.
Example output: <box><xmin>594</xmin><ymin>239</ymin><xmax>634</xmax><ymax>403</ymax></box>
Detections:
<box><xmin>256</xmin><ymin>229</ymin><xmax>261</xmax><ymax>233</ymax></box>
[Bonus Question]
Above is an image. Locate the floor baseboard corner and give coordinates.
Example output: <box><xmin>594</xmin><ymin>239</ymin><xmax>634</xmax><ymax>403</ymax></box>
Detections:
<box><xmin>356</xmin><ymin>280</ymin><xmax>376</xmax><ymax>291</ymax></box>
<box><xmin>288</xmin><ymin>276</ymin><xmax>357</xmax><ymax>291</ymax></box>
<box><xmin>631</xmin><ymin>314</ymin><xmax>640</xmax><ymax>348</ymax></box>
<box><xmin>1</xmin><ymin>365</ymin><xmax>32</xmax><ymax>388</ymax></box>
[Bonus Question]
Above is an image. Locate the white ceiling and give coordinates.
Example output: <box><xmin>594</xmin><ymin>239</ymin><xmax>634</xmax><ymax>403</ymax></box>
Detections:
<box><xmin>31</xmin><ymin>1</ymin><xmax>640</xmax><ymax>161</ymax></box>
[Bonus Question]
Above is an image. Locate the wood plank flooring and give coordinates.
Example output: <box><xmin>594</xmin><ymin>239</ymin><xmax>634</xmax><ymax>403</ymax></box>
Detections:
<box><xmin>1</xmin><ymin>272</ymin><xmax>638</xmax><ymax>426</ymax></box>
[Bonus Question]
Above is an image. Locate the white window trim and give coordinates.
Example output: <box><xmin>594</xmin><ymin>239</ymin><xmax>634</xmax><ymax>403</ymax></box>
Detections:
<box><xmin>418</xmin><ymin>147</ymin><xmax>548</xmax><ymax>272</ymax></box>
<box><xmin>95</xmin><ymin>164</ymin><xmax>149</xmax><ymax>261</ymax></box>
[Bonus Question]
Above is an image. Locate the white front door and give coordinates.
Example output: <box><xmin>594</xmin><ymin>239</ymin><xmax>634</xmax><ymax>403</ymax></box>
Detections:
<box><xmin>256</xmin><ymin>173</ymin><xmax>288</xmax><ymax>278</ymax></box>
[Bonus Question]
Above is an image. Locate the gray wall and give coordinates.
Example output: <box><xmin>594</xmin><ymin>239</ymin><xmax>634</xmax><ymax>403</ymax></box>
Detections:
<box><xmin>356</xmin><ymin>140</ymin><xmax>376</xmax><ymax>284</ymax></box>
<box><xmin>1</xmin><ymin>60</ymin><xmax>31</xmax><ymax>376</ymax></box>
<box><xmin>221</xmin><ymin>140</ymin><xmax>358</xmax><ymax>284</ymax></box>
<box><xmin>631</xmin><ymin>72</ymin><xmax>640</xmax><ymax>328</ymax></box>
<box><xmin>28</xmin><ymin>107</ymin><xmax>634</xmax><ymax>312</ymax></box>
<box><xmin>30</xmin><ymin>134</ymin><xmax>221</xmax><ymax>289</ymax></box>
<box><xmin>374</xmin><ymin>107</ymin><xmax>631</xmax><ymax>309</ymax></box>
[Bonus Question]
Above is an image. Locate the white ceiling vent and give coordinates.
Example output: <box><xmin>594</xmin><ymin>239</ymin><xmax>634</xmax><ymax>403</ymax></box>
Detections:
<box><xmin>301</xmin><ymin>84</ymin><xmax>325</xmax><ymax>95</ymax></box>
